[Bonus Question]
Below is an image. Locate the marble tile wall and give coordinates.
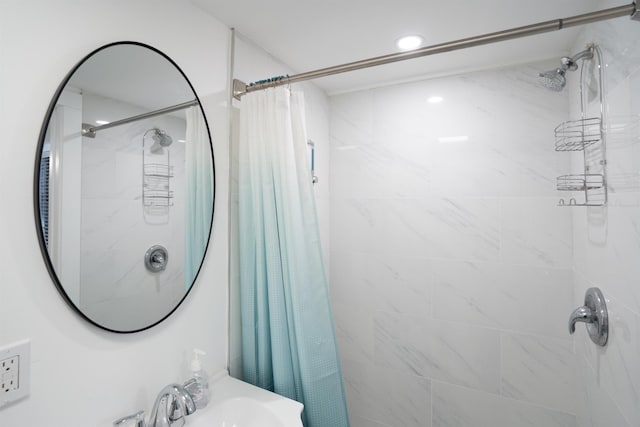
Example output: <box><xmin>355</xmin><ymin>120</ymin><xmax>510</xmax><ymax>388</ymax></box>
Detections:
<box><xmin>569</xmin><ymin>6</ymin><xmax>640</xmax><ymax>427</ymax></box>
<box><xmin>79</xmin><ymin>93</ymin><xmax>187</xmax><ymax>329</ymax></box>
<box><xmin>329</xmin><ymin>61</ymin><xmax>577</xmax><ymax>426</ymax></box>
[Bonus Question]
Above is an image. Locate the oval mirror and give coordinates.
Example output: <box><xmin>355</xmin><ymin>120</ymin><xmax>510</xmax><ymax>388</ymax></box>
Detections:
<box><xmin>34</xmin><ymin>42</ymin><xmax>215</xmax><ymax>333</ymax></box>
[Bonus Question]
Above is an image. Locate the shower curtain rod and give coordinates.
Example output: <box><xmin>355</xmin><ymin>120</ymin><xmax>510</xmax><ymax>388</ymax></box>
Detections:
<box><xmin>233</xmin><ymin>2</ymin><xmax>639</xmax><ymax>99</ymax></box>
<box><xmin>81</xmin><ymin>99</ymin><xmax>199</xmax><ymax>138</ymax></box>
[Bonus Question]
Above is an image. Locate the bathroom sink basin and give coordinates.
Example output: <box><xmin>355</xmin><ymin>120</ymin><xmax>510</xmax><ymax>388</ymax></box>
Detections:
<box><xmin>188</xmin><ymin>372</ymin><xmax>303</xmax><ymax>427</ymax></box>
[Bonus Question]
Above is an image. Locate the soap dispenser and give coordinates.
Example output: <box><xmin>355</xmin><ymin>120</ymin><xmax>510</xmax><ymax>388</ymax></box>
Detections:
<box><xmin>185</xmin><ymin>348</ymin><xmax>210</xmax><ymax>409</ymax></box>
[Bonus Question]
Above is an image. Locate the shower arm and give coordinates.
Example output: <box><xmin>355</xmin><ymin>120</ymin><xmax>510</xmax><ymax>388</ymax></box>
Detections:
<box><xmin>81</xmin><ymin>99</ymin><xmax>198</xmax><ymax>138</ymax></box>
<box><xmin>233</xmin><ymin>2</ymin><xmax>640</xmax><ymax>99</ymax></box>
<box><xmin>570</xmin><ymin>48</ymin><xmax>595</xmax><ymax>63</ymax></box>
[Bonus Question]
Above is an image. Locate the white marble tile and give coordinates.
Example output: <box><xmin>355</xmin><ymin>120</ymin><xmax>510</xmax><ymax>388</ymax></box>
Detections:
<box><xmin>380</xmin><ymin>197</ymin><xmax>501</xmax><ymax>261</ymax></box>
<box><xmin>516</xmin><ymin>150</ymin><xmax>570</xmax><ymax>198</ymax></box>
<box><xmin>330</xmin><ymin>251</ymin><xmax>432</xmax><ymax>317</ymax></box>
<box><xmin>79</xmin><ymin>249</ymin><xmax>116</xmax><ymax>306</ymax></box>
<box><xmin>374</xmin><ymin>313</ymin><xmax>501</xmax><ymax>393</ymax></box>
<box><xmin>574</xmin><ymin>353</ymin><xmax>631</xmax><ymax>427</ymax></box>
<box><xmin>500</xmin><ymin>197</ymin><xmax>573</xmax><ymax>269</ymax></box>
<box><xmin>330</xmin><ymin>90</ymin><xmax>375</xmax><ymax>149</ymax></box>
<box><xmin>329</xmin><ymin>58</ymin><xmax>580</xmax><ymax>426</ymax></box>
<box><xmin>330</xmin><ymin>197</ymin><xmax>383</xmax><ymax>254</ymax></box>
<box><xmin>501</xmin><ymin>333</ymin><xmax>576</xmax><ymax>413</ymax></box>
<box><xmin>330</xmin><ymin>141</ymin><xmax>431</xmax><ymax>199</ymax></box>
<box><xmin>342</xmin><ymin>359</ymin><xmax>431</xmax><ymax>427</ymax></box>
<box><xmin>575</xmin><ymin>19</ymin><xmax>640</xmax><ymax>94</ymax></box>
<box><xmin>349</xmin><ymin>415</ymin><xmax>391</xmax><ymax>427</ymax></box>
<box><xmin>432</xmin><ymin>381</ymin><xmax>576</xmax><ymax>427</ymax></box>
<box><xmin>593</xmin><ymin>296</ymin><xmax>640</xmax><ymax>426</ymax></box>
<box><xmin>114</xmin><ymin>150</ymin><xmax>143</xmax><ymax>200</ymax></box>
<box><xmin>569</xmin><ymin>15</ymin><xmax>640</xmax><ymax>427</ymax></box>
<box><xmin>329</xmin><ymin>251</ymin><xmax>372</xmax><ymax>305</ymax></box>
<box><xmin>429</xmin><ymin>151</ymin><xmax>522</xmax><ymax>198</ymax></box>
<box><xmin>333</xmin><ymin>300</ymin><xmax>375</xmax><ymax>363</ymax></box>
<box><xmin>573</xmin><ymin>273</ymin><xmax>640</xmax><ymax>426</ymax></box>
<box><xmin>372</xmin><ymin>77</ymin><xmax>498</xmax><ymax>155</ymax></box>
<box><xmin>575</xmin><ymin>202</ymin><xmax>640</xmax><ymax>314</ymax></box>
<box><xmin>432</xmin><ymin>261</ymin><xmax>573</xmax><ymax>338</ymax></box>
<box><xmin>82</xmin><ymin>151</ymin><xmax>117</xmax><ymax>199</ymax></box>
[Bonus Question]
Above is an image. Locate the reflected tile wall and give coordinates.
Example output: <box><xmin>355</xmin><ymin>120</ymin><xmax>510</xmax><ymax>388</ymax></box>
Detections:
<box><xmin>569</xmin><ymin>11</ymin><xmax>640</xmax><ymax>427</ymax></box>
<box><xmin>79</xmin><ymin>94</ymin><xmax>187</xmax><ymax>327</ymax></box>
<box><xmin>330</xmin><ymin>60</ymin><xmax>575</xmax><ymax>426</ymax></box>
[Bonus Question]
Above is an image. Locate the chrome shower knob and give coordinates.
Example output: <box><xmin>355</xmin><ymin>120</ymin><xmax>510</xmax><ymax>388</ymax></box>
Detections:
<box><xmin>145</xmin><ymin>245</ymin><xmax>169</xmax><ymax>273</ymax></box>
<box><xmin>569</xmin><ymin>287</ymin><xmax>608</xmax><ymax>347</ymax></box>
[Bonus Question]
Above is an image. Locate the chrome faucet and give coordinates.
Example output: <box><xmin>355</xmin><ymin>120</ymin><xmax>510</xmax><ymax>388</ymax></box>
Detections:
<box><xmin>568</xmin><ymin>306</ymin><xmax>594</xmax><ymax>333</ymax></box>
<box><xmin>568</xmin><ymin>287</ymin><xmax>608</xmax><ymax>347</ymax></box>
<box><xmin>113</xmin><ymin>384</ymin><xmax>196</xmax><ymax>427</ymax></box>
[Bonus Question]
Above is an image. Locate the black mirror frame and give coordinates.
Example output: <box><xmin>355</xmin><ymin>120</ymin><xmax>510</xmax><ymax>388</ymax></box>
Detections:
<box><xmin>33</xmin><ymin>41</ymin><xmax>216</xmax><ymax>333</ymax></box>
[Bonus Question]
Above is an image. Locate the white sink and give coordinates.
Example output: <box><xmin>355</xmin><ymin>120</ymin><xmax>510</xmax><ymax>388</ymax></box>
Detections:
<box><xmin>187</xmin><ymin>371</ymin><xmax>304</xmax><ymax>427</ymax></box>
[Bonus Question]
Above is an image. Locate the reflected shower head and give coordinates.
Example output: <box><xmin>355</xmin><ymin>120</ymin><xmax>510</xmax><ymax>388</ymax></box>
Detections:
<box><xmin>151</xmin><ymin>129</ymin><xmax>173</xmax><ymax>147</ymax></box>
<box><xmin>149</xmin><ymin>128</ymin><xmax>172</xmax><ymax>153</ymax></box>
<box><xmin>538</xmin><ymin>46</ymin><xmax>594</xmax><ymax>92</ymax></box>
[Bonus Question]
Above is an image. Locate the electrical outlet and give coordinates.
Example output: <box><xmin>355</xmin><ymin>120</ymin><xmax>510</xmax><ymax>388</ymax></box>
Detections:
<box><xmin>2</xmin><ymin>355</ymin><xmax>20</xmax><ymax>392</ymax></box>
<box><xmin>0</xmin><ymin>340</ymin><xmax>30</xmax><ymax>408</ymax></box>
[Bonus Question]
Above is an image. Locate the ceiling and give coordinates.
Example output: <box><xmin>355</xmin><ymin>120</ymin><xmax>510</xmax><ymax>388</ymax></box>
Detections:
<box><xmin>193</xmin><ymin>0</ymin><xmax>603</xmax><ymax>95</ymax></box>
<box><xmin>69</xmin><ymin>44</ymin><xmax>195</xmax><ymax>112</ymax></box>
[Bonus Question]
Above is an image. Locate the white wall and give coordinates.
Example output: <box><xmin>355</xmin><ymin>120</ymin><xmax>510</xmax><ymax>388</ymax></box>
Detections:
<box><xmin>228</xmin><ymin>33</ymin><xmax>331</xmax><ymax>379</ymax></box>
<box><xmin>329</xmin><ymin>62</ymin><xmax>576</xmax><ymax>427</ymax></box>
<box><xmin>0</xmin><ymin>1</ymin><xmax>230</xmax><ymax>426</ymax></box>
<box><xmin>570</xmin><ymin>7</ymin><xmax>640</xmax><ymax>427</ymax></box>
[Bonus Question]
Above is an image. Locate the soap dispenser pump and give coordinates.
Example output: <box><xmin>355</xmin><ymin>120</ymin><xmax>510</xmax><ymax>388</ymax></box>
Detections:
<box><xmin>185</xmin><ymin>348</ymin><xmax>210</xmax><ymax>409</ymax></box>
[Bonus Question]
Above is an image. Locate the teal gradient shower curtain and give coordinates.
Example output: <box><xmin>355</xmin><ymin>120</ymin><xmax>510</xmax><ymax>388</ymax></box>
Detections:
<box><xmin>185</xmin><ymin>106</ymin><xmax>213</xmax><ymax>289</ymax></box>
<box><xmin>238</xmin><ymin>87</ymin><xmax>350</xmax><ymax>427</ymax></box>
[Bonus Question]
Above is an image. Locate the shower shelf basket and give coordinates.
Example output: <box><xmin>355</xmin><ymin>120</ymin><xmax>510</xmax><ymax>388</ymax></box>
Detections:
<box><xmin>143</xmin><ymin>163</ymin><xmax>174</xmax><ymax>207</ymax></box>
<box><xmin>557</xmin><ymin>174</ymin><xmax>604</xmax><ymax>192</ymax></box>
<box><xmin>554</xmin><ymin>117</ymin><xmax>602</xmax><ymax>151</ymax></box>
<box><xmin>143</xmin><ymin>163</ymin><xmax>174</xmax><ymax>178</ymax></box>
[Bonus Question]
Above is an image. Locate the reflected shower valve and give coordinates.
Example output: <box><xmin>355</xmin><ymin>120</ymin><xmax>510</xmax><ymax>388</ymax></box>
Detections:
<box><xmin>145</xmin><ymin>245</ymin><xmax>169</xmax><ymax>273</ymax></box>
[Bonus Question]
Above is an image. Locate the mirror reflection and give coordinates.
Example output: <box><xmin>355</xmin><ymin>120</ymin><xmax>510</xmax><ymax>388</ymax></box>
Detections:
<box><xmin>36</xmin><ymin>42</ymin><xmax>214</xmax><ymax>332</ymax></box>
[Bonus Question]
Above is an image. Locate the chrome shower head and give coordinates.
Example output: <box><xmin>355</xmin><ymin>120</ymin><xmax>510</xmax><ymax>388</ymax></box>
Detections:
<box><xmin>538</xmin><ymin>46</ymin><xmax>594</xmax><ymax>92</ymax></box>
<box><xmin>149</xmin><ymin>128</ymin><xmax>172</xmax><ymax>154</ymax></box>
<box><xmin>538</xmin><ymin>68</ymin><xmax>567</xmax><ymax>92</ymax></box>
<box><xmin>151</xmin><ymin>129</ymin><xmax>173</xmax><ymax>147</ymax></box>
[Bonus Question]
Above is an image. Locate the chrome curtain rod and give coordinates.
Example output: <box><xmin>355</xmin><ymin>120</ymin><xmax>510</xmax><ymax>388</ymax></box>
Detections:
<box><xmin>233</xmin><ymin>2</ymin><xmax>639</xmax><ymax>99</ymax></box>
<box><xmin>82</xmin><ymin>99</ymin><xmax>199</xmax><ymax>138</ymax></box>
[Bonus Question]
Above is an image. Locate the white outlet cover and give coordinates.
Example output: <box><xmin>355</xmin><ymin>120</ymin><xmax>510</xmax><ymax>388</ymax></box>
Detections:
<box><xmin>0</xmin><ymin>339</ymin><xmax>30</xmax><ymax>408</ymax></box>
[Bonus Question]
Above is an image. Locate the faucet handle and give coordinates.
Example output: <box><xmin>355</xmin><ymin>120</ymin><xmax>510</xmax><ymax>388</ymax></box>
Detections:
<box><xmin>113</xmin><ymin>410</ymin><xmax>146</xmax><ymax>427</ymax></box>
<box><xmin>568</xmin><ymin>306</ymin><xmax>594</xmax><ymax>334</ymax></box>
<box><xmin>568</xmin><ymin>287</ymin><xmax>608</xmax><ymax>347</ymax></box>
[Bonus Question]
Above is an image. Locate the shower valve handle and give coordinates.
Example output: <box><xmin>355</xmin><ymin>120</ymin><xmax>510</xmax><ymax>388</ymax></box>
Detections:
<box><xmin>568</xmin><ymin>306</ymin><xmax>594</xmax><ymax>334</ymax></box>
<box><xmin>568</xmin><ymin>287</ymin><xmax>608</xmax><ymax>347</ymax></box>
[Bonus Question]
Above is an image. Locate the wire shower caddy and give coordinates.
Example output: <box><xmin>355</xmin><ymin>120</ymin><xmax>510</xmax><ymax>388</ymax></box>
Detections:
<box><xmin>556</xmin><ymin>44</ymin><xmax>608</xmax><ymax>207</ymax></box>
<box><xmin>142</xmin><ymin>130</ymin><xmax>174</xmax><ymax>210</ymax></box>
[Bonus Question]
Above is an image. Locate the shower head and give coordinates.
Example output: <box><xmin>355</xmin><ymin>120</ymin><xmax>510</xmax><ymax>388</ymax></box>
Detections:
<box><xmin>538</xmin><ymin>68</ymin><xmax>567</xmax><ymax>92</ymax></box>
<box><xmin>538</xmin><ymin>46</ymin><xmax>594</xmax><ymax>92</ymax></box>
<box><xmin>148</xmin><ymin>128</ymin><xmax>172</xmax><ymax>153</ymax></box>
<box><xmin>151</xmin><ymin>129</ymin><xmax>173</xmax><ymax>147</ymax></box>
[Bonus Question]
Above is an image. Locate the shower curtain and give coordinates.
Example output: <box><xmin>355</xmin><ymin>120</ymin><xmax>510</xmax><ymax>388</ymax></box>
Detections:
<box><xmin>184</xmin><ymin>106</ymin><xmax>213</xmax><ymax>289</ymax></box>
<box><xmin>238</xmin><ymin>87</ymin><xmax>350</xmax><ymax>427</ymax></box>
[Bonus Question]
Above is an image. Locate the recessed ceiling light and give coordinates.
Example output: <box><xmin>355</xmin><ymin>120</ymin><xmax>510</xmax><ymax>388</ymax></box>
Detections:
<box><xmin>428</xmin><ymin>96</ymin><xmax>443</xmax><ymax>104</ymax></box>
<box><xmin>178</xmin><ymin>139</ymin><xmax>186</xmax><ymax>143</ymax></box>
<box><xmin>396</xmin><ymin>35</ymin><xmax>423</xmax><ymax>51</ymax></box>
<box><xmin>95</xmin><ymin>120</ymin><xmax>110</xmax><ymax>125</ymax></box>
